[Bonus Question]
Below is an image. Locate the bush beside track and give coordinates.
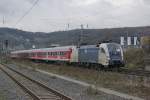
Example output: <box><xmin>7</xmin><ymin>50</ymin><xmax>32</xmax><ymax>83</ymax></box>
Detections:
<box><xmin>124</xmin><ymin>48</ymin><xmax>145</xmax><ymax>70</ymax></box>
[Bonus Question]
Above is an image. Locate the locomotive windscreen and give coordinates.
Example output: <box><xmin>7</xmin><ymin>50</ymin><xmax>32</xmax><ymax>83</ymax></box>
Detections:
<box><xmin>107</xmin><ymin>43</ymin><xmax>122</xmax><ymax>60</ymax></box>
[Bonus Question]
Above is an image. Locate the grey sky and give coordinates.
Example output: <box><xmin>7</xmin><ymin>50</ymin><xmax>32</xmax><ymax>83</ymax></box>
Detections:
<box><xmin>0</xmin><ymin>0</ymin><xmax>150</xmax><ymax>32</ymax></box>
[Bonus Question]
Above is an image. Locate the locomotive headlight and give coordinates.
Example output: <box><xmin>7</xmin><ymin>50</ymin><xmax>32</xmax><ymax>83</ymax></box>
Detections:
<box><xmin>107</xmin><ymin>56</ymin><xmax>110</xmax><ymax>60</ymax></box>
<box><xmin>116</xmin><ymin>49</ymin><xmax>120</xmax><ymax>52</ymax></box>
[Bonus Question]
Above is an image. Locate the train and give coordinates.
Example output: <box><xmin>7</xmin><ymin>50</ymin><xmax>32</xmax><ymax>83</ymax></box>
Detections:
<box><xmin>10</xmin><ymin>43</ymin><xmax>124</xmax><ymax>68</ymax></box>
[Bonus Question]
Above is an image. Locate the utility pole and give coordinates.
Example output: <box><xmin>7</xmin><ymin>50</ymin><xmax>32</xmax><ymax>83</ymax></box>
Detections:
<box><xmin>87</xmin><ymin>24</ymin><xmax>88</xmax><ymax>29</ymax></box>
<box><xmin>126</xmin><ymin>30</ymin><xmax>128</xmax><ymax>48</ymax></box>
<box><xmin>3</xmin><ymin>16</ymin><xmax>5</xmax><ymax>25</ymax></box>
<box><xmin>67</xmin><ymin>23</ymin><xmax>70</xmax><ymax>30</ymax></box>
<box><xmin>78</xmin><ymin>24</ymin><xmax>84</xmax><ymax>47</ymax></box>
<box><xmin>4</xmin><ymin>40</ymin><xmax>9</xmax><ymax>63</ymax></box>
<box><xmin>5</xmin><ymin>40</ymin><xmax>8</xmax><ymax>49</ymax></box>
<box><xmin>0</xmin><ymin>41</ymin><xmax>2</xmax><ymax>63</ymax></box>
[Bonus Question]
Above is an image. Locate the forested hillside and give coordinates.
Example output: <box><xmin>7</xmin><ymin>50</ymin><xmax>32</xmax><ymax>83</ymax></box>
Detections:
<box><xmin>0</xmin><ymin>26</ymin><xmax>150</xmax><ymax>50</ymax></box>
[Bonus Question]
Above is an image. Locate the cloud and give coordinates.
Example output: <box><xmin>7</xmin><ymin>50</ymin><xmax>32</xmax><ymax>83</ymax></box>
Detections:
<box><xmin>142</xmin><ymin>0</ymin><xmax>150</xmax><ymax>4</ymax></box>
<box><xmin>0</xmin><ymin>0</ymin><xmax>150</xmax><ymax>32</ymax></box>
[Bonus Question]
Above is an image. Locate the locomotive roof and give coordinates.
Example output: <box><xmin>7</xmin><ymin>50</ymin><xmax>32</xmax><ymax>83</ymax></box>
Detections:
<box><xmin>79</xmin><ymin>43</ymin><xmax>120</xmax><ymax>48</ymax></box>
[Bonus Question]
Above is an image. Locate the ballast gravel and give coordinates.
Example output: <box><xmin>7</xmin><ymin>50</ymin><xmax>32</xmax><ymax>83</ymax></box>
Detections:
<box><xmin>8</xmin><ymin>64</ymin><xmax>128</xmax><ymax>100</ymax></box>
<box><xmin>0</xmin><ymin>68</ymin><xmax>32</xmax><ymax>100</ymax></box>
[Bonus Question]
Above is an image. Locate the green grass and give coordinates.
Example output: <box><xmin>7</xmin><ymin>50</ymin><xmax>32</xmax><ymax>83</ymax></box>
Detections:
<box><xmin>0</xmin><ymin>92</ymin><xmax>6</xmax><ymax>100</ymax></box>
<box><xmin>10</xmin><ymin>59</ymin><xmax>150</xmax><ymax>99</ymax></box>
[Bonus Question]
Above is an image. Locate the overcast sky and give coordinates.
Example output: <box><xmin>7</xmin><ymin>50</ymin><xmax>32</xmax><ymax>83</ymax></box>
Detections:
<box><xmin>0</xmin><ymin>0</ymin><xmax>150</xmax><ymax>32</ymax></box>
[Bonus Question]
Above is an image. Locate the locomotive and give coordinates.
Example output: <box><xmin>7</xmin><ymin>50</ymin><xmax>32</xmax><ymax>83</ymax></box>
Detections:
<box><xmin>10</xmin><ymin>43</ymin><xmax>124</xmax><ymax>67</ymax></box>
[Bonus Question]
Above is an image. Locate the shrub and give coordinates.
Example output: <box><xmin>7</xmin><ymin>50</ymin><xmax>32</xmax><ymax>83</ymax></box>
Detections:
<box><xmin>124</xmin><ymin>48</ymin><xmax>145</xmax><ymax>69</ymax></box>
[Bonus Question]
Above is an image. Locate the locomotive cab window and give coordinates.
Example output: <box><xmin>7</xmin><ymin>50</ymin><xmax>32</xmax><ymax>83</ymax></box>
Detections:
<box><xmin>101</xmin><ymin>48</ymin><xmax>105</xmax><ymax>54</ymax></box>
<box><xmin>107</xmin><ymin>44</ymin><xmax>121</xmax><ymax>56</ymax></box>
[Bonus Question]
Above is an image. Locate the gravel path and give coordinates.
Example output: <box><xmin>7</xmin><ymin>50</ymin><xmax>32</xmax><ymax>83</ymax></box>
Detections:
<box><xmin>0</xmin><ymin>67</ymin><xmax>32</xmax><ymax>100</ymax></box>
<box><xmin>8</xmin><ymin>64</ymin><xmax>129</xmax><ymax>100</ymax></box>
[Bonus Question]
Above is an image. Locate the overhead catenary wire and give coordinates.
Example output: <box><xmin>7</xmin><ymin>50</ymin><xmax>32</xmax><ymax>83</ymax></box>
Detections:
<box><xmin>14</xmin><ymin>0</ymin><xmax>39</xmax><ymax>26</ymax></box>
<box><xmin>13</xmin><ymin>0</ymin><xmax>91</xmax><ymax>31</ymax></box>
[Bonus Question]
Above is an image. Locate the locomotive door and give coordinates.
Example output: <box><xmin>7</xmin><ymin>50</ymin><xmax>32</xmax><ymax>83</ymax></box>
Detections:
<box><xmin>99</xmin><ymin>47</ymin><xmax>108</xmax><ymax>66</ymax></box>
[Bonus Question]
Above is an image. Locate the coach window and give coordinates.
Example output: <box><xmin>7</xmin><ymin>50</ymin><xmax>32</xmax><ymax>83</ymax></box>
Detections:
<box><xmin>60</xmin><ymin>52</ymin><xmax>62</xmax><ymax>55</ymax></box>
<box><xmin>48</xmin><ymin>52</ymin><xmax>51</xmax><ymax>56</ymax></box>
<box><xmin>42</xmin><ymin>52</ymin><xmax>44</xmax><ymax>56</ymax></box>
<box><xmin>61</xmin><ymin>52</ymin><xmax>65</xmax><ymax>56</ymax></box>
<box><xmin>58</xmin><ymin>52</ymin><xmax>61</xmax><ymax>55</ymax></box>
<box><xmin>44</xmin><ymin>52</ymin><xmax>46</xmax><ymax>56</ymax></box>
<box><xmin>62</xmin><ymin>52</ymin><xmax>64</xmax><ymax>55</ymax></box>
<box><xmin>60</xmin><ymin>52</ymin><xmax>63</xmax><ymax>56</ymax></box>
<box><xmin>42</xmin><ymin>53</ymin><xmax>44</xmax><ymax>56</ymax></box>
<box><xmin>33</xmin><ymin>53</ymin><xmax>35</xmax><ymax>56</ymax></box>
<box><xmin>55</xmin><ymin>52</ymin><xmax>57</xmax><ymax>56</ymax></box>
<box><xmin>56</xmin><ymin>52</ymin><xmax>57</xmax><ymax>56</ymax></box>
<box><xmin>37</xmin><ymin>52</ymin><xmax>40</xmax><ymax>56</ymax></box>
<box><xmin>49</xmin><ymin>52</ymin><xmax>52</xmax><ymax>56</ymax></box>
<box><xmin>36</xmin><ymin>53</ymin><xmax>38</xmax><ymax>56</ymax></box>
<box><xmin>51</xmin><ymin>52</ymin><xmax>53</xmax><ymax>56</ymax></box>
<box><xmin>58</xmin><ymin>52</ymin><xmax>60</xmax><ymax>55</ymax></box>
<box><xmin>37</xmin><ymin>52</ymin><xmax>39</xmax><ymax>56</ymax></box>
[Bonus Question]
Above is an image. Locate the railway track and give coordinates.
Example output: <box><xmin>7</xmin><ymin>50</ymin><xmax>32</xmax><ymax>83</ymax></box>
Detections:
<box><xmin>118</xmin><ymin>68</ymin><xmax>150</xmax><ymax>77</ymax></box>
<box><xmin>77</xmin><ymin>64</ymin><xmax>150</xmax><ymax>77</ymax></box>
<box><xmin>97</xmin><ymin>67</ymin><xmax>150</xmax><ymax>77</ymax></box>
<box><xmin>0</xmin><ymin>64</ymin><xmax>72</xmax><ymax>100</ymax></box>
<box><xmin>10</xmin><ymin>60</ymin><xmax>150</xmax><ymax>77</ymax></box>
